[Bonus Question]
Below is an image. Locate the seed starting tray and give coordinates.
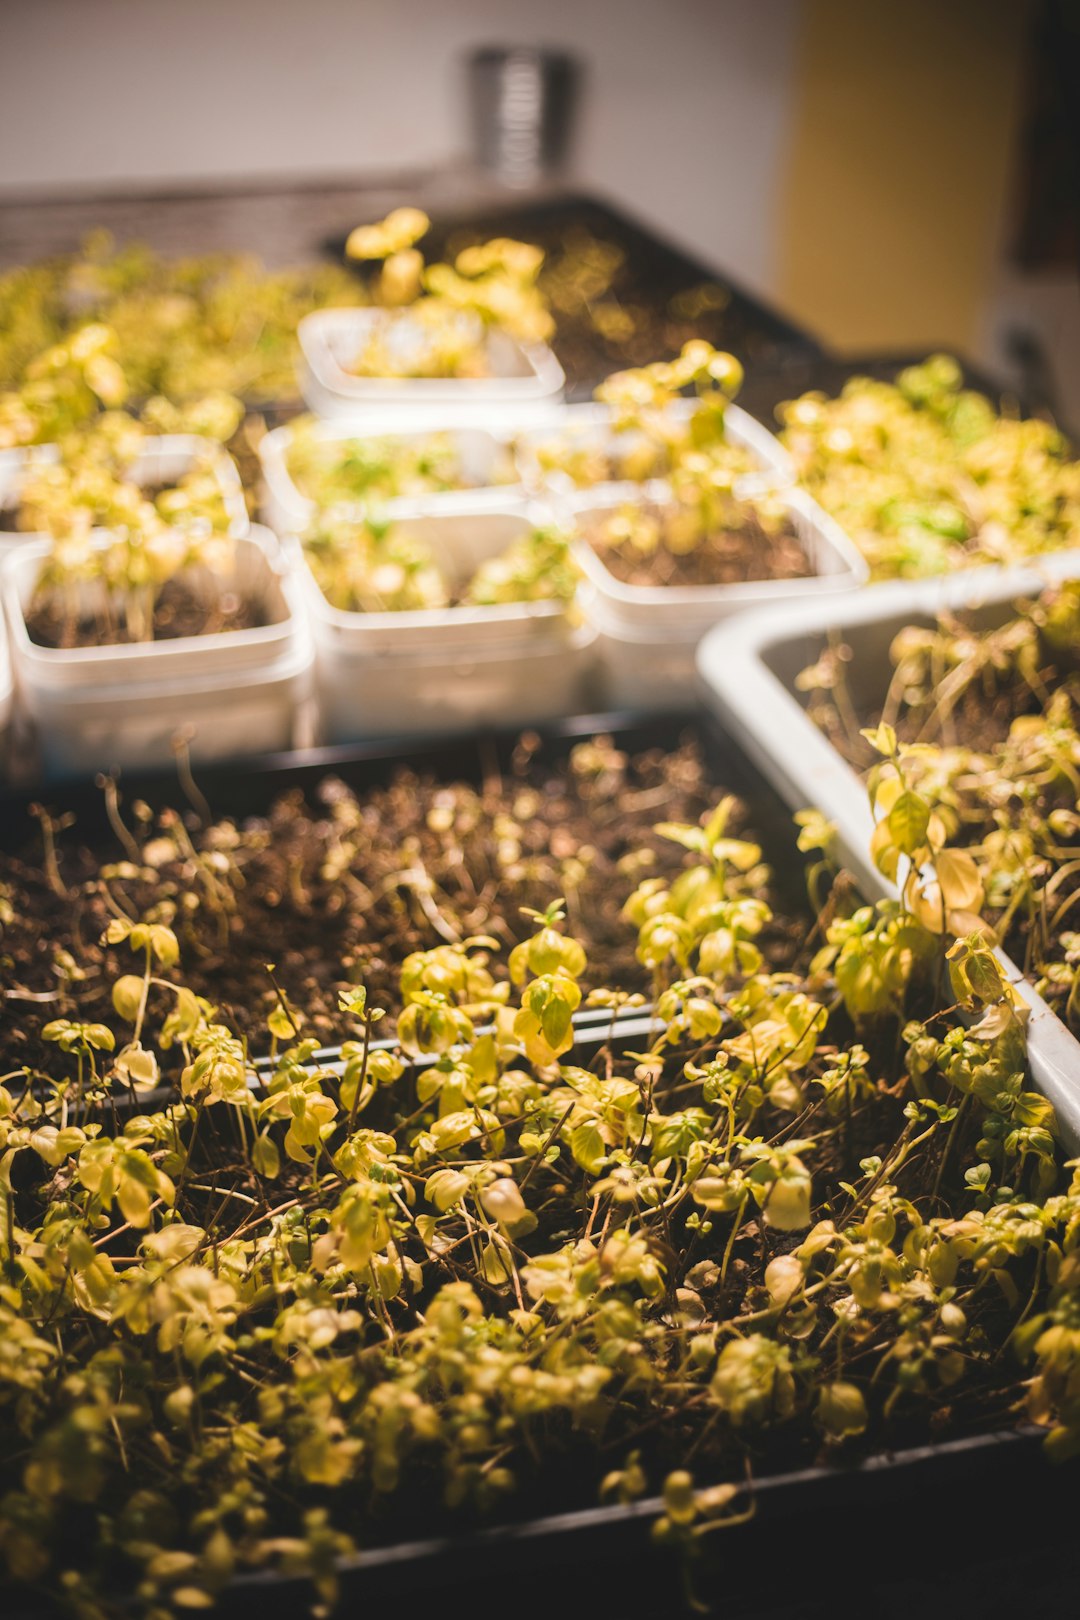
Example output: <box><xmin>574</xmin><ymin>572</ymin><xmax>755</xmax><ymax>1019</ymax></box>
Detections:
<box><xmin>1</xmin><ymin>711</ymin><xmax>1073</xmax><ymax>1619</ymax></box>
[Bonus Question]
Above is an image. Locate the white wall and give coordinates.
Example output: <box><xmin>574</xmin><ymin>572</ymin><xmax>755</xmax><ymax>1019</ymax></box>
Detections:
<box><xmin>0</xmin><ymin>0</ymin><xmax>800</xmax><ymax>294</ymax></box>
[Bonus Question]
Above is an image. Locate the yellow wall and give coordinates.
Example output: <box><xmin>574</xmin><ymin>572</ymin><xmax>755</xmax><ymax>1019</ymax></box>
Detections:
<box><xmin>779</xmin><ymin>0</ymin><xmax>1032</xmax><ymax>354</ymax></box>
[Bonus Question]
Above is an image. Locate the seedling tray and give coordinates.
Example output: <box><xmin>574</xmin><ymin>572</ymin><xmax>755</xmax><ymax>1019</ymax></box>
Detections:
<box><xmin>4</xmin><ymin>527</ymin><xmax>312</xmax><ymax>781</ymax></box>
<box><xmin>297</xmin><ymin>307</ymin><xmax>567</xmax><ymax>426</ymax></box>
<box><xmin>0</xmin><ymin>705</ymin><xmax>801</xmax><ymax>1084</ymax></box>
<box><xmin>0</xmin><ymin>706</ymin><xmax>739</xmax><ymax>835</ymax></box>
<box><xmin>0</xmin><ymin>710</ymin><xmax>1071</xmax><ymax>1619</ymax></box>
<box><xmin>698</xmin><ymin>554</ymin><xmax>1080</xmax><ymax>1150</ymax></box>
<box><xmin>210</xmin><ymin>1425</ymin><xmax>1061</xmax><ymax>1620</ymax></box>
<box><xmin>325</xmin><ymin>192</ymin><xmax>821</xmax><ymax>402</ymax></box>
<box><xmin>289</xmin><ymin>493</ymin><xmax>598</xmax><ymax>743</ymax></box>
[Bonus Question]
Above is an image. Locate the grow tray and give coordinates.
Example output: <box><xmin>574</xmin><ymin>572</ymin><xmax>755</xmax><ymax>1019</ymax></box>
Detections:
<box><xmin>0</xmin><ymin>710</ymin><xmax>1072</xmax><ymax>1620</ymax></box>
<box><xmin>699</xmin><ymin>555</ymin><xmax>1080</xmax><ymax>1151</ymax></box>
<box><xmin>0</xmin><ymin>708</ymin><xmax>801</xmax><ymax>1069</ymax></box>
<box><xmin>324</xmin><ymin>192</ymin><xmax>820</xmax><ymax>401</ymax></box>
<box><xmin>205</xmin><ymin>1425</ymin><xmax>1064</xmax><ymax>1620</ymax></box>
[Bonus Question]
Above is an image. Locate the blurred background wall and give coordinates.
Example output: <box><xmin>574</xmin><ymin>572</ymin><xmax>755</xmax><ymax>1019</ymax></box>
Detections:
<box><xmin>0</xmin><ymin>0</ymin><xmax>800</xmax><ymax>297</ymax></box>
<box><xmin>1</xmin><ymin>0</ymin><xmax>1076</xmax><ymax>419</ymax></box>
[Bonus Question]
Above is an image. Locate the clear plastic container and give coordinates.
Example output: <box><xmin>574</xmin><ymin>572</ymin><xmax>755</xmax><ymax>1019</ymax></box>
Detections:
<box><xmin>298</xmin><ymin>308</ymin><xmax>566</xmax><ymax>425</ymax></box>
<box><xmin>571</xmin><ymin>484</ymin><xmax>867</xmax><ymax>637</ymax></box>
<box><xmin>258</xmin><ymin>421</ymin><xmax>516</xmax><ymax>537</ymax></box>
<box><xmin>515</xmin><ymin>398</ymin><xmax>794</xmax><ymax>496</ymax></box>
<box><xmin>583</xmin><ymin>591</ymin><xmax>705</xmax><ymax>711</ymax></box>
<box><xmin>4</xmin><ymin>526</ymin><xmax>311</xmax><ymax>778</ymax></box>
<box><xmin>293</xmin><ymin>495</ymin><xmax>598</xmax><ymax>741</ymax></box>
<box><xmin>567</xmin><ymin>482</ymin><xmax>866</xmax><ymax>707</ymax></box>
<box><xmin>0</xmin><ymin>435</ymin><xmax>249</xmax><ymax>548</ymax></box>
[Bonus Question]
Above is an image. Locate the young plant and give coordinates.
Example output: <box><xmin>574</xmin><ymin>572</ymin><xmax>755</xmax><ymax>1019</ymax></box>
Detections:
<box><xmin>0</xmin><ymin>323</ymin><xmax>127</xmax><ymax>449</ymax></box>
<box><xmin>779</xmin><ymin>354</ymin><xmax>1080</xmax><ymax>578</ymax></box>
<box><xmin>0</xmin><ymin>231</ymin><xmax>363</xmax><ymax>415</ymax></box>
<box><xmin>28</xmin><ymin>514</ymin><xmax>251</xmax><ymax>649</ymax></box>
<box><xmin>15</xmin><ymin>408</ymin><xmax>242</xmax><ymax>542</ymax></box>
<box><xmin>283</xmin><ymin>418</ymin><xmax>511</xmax><ymax>511</ymax></box>
<box><xmin>0</xmin><ymin>757</ymin><xmax>1076</xmax><ymax>1618</ymax></box>
<box><xmin>530</xmin><ymin>339</ymin><xmax>754</xmax><ymax>490</ymax></box>
<box><xmin>303</xmin><ymin>507</ymin><xmax>578</xmax><ymax>614</ymax></box>
<box><xmin>343</xmin><ymin>209</ymin><xmax>553</xmax><ymax>380</ymax></box>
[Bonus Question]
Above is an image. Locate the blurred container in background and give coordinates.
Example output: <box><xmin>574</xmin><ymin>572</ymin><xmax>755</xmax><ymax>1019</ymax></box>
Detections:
<box><xmin>467</xmin><ymin>46</ymin><xmax>580</xmax><ymax>189</ymax></box>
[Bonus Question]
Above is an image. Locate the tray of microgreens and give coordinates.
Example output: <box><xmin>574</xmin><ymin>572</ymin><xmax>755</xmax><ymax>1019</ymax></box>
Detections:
<box><xmin>777</xmin><ymin>354</ymin><xmax>1080</xmax><ymax>578</ymax></box>
<box><xmin>0</xmin><ymin>710</ymin><xmax>1078</xmax><ymax>1618</ymax></box>
<box><xmin>298</xmin><ymin>209</ymin><xmax>565</xmax><ymax>421</ymax></box>
<box><xmin>699</xmin><ymin>555</ymin><xmax>1080</xmax><ymax>1148</ymax></box>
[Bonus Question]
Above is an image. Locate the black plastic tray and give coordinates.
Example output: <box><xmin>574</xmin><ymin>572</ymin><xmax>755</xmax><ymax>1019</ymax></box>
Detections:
<box><xmin>2</xmin><ymin>711</ymin><xmax>1074</xmax><ymax>1619</ymax></box>
<box><xmin>216</xmin><ymin>1425</ymin><xmax>1061</xmax><ymax>1620</ymax></box>
<box><xmin>0</xmin><ymin>708</ymin><xmax>801</xmax><ymax>859</ymax></box>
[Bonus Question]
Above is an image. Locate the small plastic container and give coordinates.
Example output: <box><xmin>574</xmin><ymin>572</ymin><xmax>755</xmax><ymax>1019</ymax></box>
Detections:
<box><xmin>297</xmin><ymin>308</ymin><xmax>566</xmax><ymax>426</ymax></box>
<box><xmin>583</xmin><ymin>592</ymin><xmax>706</xmax><ymax>711</ymax></box>
<box><xmin>515</xmin><ymin>398</ymin><xmax>794</xmax><ymax>496</ymax></box>
<box><xmin>4</xmin><ymin>526</ymin><xmax>312</xmax><ymax>778</ymax></box>
<box><xmin>258</xmin><ymin>420</ymin><xmax>517</xmax><ymax>537</ymax></box>
<box><xmin>569</xmin><ymin>483</ymin><xmax>867</xmax><ymax>707</ymax></box>
<box><xmin>294</xmin><ymin>496</ymin><xmax>598</xmax><ymax>741</ymax></box>
<box><xmin>0</xmin><ymin>435</ymin><xmax>249</xmax><ymax>546</ymax></box>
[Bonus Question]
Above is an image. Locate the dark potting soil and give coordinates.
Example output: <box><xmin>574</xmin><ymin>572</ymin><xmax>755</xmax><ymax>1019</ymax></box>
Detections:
<box><xmin>25</xmin><ymin>575</ymin><xmax>268</xmax><ymax>648</ymax></box>
<box><xmin>0</xmin><ymin>736</ymin><xmax>808</xmax><ymax>1073</ymax></box>
<box><xmin>583</xmin><ymin>501</ymin><xmax>809</xmax><ymax>589</ymax></box>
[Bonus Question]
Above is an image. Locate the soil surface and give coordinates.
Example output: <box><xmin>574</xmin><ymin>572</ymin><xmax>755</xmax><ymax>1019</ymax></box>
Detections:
<box><xmin>0</xmin><ymin>735</ymin><xmax>808</xmax><ymax>1072</ymax></box>
<box><xmin>25</xmin><ymin>576</ymin><xmax>268</xmax><ymax>648</ymax></box>
<box><xmin>584</xmin><ymin>500</ymin><xmax>809</xmax><ymax>588</ymax></box>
